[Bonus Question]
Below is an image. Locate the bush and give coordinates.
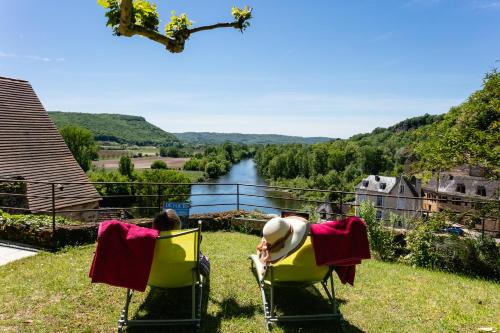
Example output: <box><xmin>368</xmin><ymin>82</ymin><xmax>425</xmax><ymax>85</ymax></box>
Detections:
<box><xmin>0</xmin><ymin>210</ymin><xmax>76</xmax><ymax>229</ymax></box>
<box><xmin>205</xmin><ymin>161</ymin><xmax>222</xmax><ymax>178</ymax></box>
<box><xmin>135</xmin><ymin>170</ymin><xmax>191</xmax><ymax>216</ymax></box>
<box><xmin>88</xmin><ymin>170</ymin><xmax>135</xmax><ymax>207</ymax></box>
<box><xmin>118</xmin><ymin>156</ymin><xmax>134</xmax><ymax>177</ymax></box>
<box><xmin>405</xmin><ymin>212</ymin><xmax>500</xmax><ymax>280</ymax></box>
<box><xmin>184</xmin><ymin>158</ymin><xmax>203</xmax><ymax>171</ymax></box>
<box><xmin>359</xmin><ymin>201</ymin><xmax>396</xmax><ymax>261</ymax></box>
<box><xmin>160</xmin><ymin>146</ymin><xmax>181</xmax><ymax>157</ymax></box>
<box><xmin>151</xmin><ymin>160</ymin><xmax>167</xmax><ymax>169</ymax></box>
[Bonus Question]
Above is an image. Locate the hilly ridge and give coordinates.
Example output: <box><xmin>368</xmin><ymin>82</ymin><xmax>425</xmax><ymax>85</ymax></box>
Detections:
<box><xmin>48</xmin><ymin>112</ymin><xmax>179</xmax><ymax>146</ymax></box>
<box><xmin>174</xmin><ymin>132</ymin><xmax>334</xmax><ymax>145</ymax></box>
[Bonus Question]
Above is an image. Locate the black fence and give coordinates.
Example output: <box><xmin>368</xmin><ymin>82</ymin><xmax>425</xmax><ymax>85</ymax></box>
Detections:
<box><xmin>0</xmin><ymin>178</ymin><xmax>498</xmax><ymax>236</ymax></box>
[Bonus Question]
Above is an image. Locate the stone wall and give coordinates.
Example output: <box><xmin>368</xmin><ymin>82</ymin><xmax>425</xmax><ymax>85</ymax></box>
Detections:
<box><xmin>0</xmin><ymin>211</ymin><xmax>271</xmax><ymax>250</ymax></box>
<box><xmin>0</xmin><ymin>177</ymin><xmax>28</xmax><ymax>213</ymax></box>
<box><xmin>57</xmin><ymin>201</ymin><xmax>100</xmax><ymax>222</ymax></box>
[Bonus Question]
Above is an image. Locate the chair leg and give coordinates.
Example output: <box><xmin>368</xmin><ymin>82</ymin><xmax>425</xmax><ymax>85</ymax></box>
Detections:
<box><xmin>191</xmin><ymin>270</ymin><xmax>196</xmax><ymax>320</ymax></box>
<box><xmin>321</xmin><ymin>273</ymin><xmax>341</xmax><ymax>317</ymax></box>
<box><xmin>118</xmin><ymin>288</ymin><xmax>133</xmax><ymax>332</ymax></box>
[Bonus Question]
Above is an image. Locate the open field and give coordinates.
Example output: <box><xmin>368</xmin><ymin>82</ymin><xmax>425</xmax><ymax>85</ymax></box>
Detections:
<box><xmin>0</xmin><ymin>232</ymin><xmax>498</xmax><ymax>333</ymax></box>
<box><xmin>98</xmin><ymin>147</ymin><xmax>159</xmax><ymax>160</ymax></box>
<box><xmin>93</xmin><ymin>157</ymin><xmax>190</xmax><ymax>170</ymax></box>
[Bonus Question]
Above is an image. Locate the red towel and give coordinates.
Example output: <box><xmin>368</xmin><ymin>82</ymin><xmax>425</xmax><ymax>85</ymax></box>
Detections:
<box><xmin>89</xmin><ymin>220</ymin><xmax>159</xmax><ymax>292</ymax></box>
<box><xmin>310</xmin><ymin>217</ymin><xmax>371</xmax><ymax>285</ymax></box>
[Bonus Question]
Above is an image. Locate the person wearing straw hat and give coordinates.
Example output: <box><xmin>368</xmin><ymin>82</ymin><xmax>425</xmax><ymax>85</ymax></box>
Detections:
<box><xmin>256</xmin><ymin>216</ymin><xmax>309</xmax><ymax>264</ymax></box>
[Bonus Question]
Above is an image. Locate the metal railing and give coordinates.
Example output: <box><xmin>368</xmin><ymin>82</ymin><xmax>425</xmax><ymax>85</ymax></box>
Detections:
<box><xmin>0</xmin><ymin>178</ymin><xmax>498</xmax><ymax>236</ymax></box>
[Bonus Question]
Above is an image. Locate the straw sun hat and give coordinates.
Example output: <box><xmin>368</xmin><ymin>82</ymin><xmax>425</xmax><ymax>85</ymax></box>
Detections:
<box><xmin>259</xmin><ymin>216</ymin><xmax>309</xmax><ymax>263</ymax></box>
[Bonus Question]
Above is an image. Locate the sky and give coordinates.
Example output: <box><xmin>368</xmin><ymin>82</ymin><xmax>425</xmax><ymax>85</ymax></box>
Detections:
<box><xmin>1</xmin><ymin>0</ymin><xmax>499</xmax><ymax>138</ymax></box>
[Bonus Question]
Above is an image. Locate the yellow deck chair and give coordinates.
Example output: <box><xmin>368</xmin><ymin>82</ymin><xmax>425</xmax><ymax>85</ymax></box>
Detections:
<box><xmin>249</xmin><ymin>236</ymin><xmax>342</xmax><ymax>331</ymax></box>
<box><xmin>117</xmin><ymin>221</ymin><xmax>204</xmax><ymax>332</ymax></box>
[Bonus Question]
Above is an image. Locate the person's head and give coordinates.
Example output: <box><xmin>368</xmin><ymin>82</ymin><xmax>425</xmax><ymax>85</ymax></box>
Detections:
<box><xmin>152</xmin><ymin>209</ymin><xmax>181</xmax><ymax>231</ymax></box>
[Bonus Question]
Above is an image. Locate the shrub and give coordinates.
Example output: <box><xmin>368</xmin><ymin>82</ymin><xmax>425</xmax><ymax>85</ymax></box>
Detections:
<box><xmin>135</xmin><ymin>170</ymin><xmax>191</xmax><ymax>216</ymax></box>
<box><xmin>0</xmin><ymin>210</ymin><xmax>76</xmax><ymax>229</ymax></box>
<box><xmin>205</xmin><ymin>161</ymin><xmax>222</xmax><ymax>178</ymax></box>
<box><xmin>88</xmin><ymin>170</ymin><xmax>135</xmax><ymax>207</ymax></box>
<box><xmin>405</xmin><ymin>212</ymin><xmax>500</xmax><ymax>280</ymax></box>
<box><xmin>184</xmin><ymin>158</ymin><xmax>202</xmax><ymax>171</ymax></box>
<box><xmin>118</xmin><ymin>156</ymin><xmax>134</xmax><ymax>177</ymax></box>
<box><xmin>359</xmin><ymin>201</ymin><xmax>396</xmax><ymax>261</ymax></box>
<box><xmin>151</xmin><ymin>160</ymin><xmax>167</xmax><ymax>169</ymax></box>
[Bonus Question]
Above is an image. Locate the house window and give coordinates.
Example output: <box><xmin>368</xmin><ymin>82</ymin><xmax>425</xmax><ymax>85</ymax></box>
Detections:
<box><xmin>376</xmin><ymin>196</ymin><xmax>384</xmax><ymax>206</ymax></box>
<box><xmin>376</xmin><ymin>210</ymin><xmax>383</xmax><ymax>219</ymax></box>
<box><xmin>428</xmin><ymin>205</ymin><xmax>431</xmax><ymax>211</ymax></box>
<box><xmin>452</xmin><ymin>197</ymin><xmax>461</xmax><ymax>206</ymax></box>
<box><xmin>456</xmin><ymin>183</ymin><xmax>465</xmax><ymax>193</ymax></box>
<box><xmin>399</xmin><ymin>185</ymin><xmax>405</xmax><ymax>194</ymax></box>
<box><xmin>449</xmin><ymin>175</ymin><xmax>454</xmax><ymax>180</ymax></box>
<box><xmin>380</xmin><ymin>183</ymin><xmax>387</xmax><ymax>190</ymax></box>
<box><xmin>476</xmin><ymin>186</ymin><xmax>486</xmax><ymax>196</ymax></box>
<box><xmin>362</xmin><ymin>180</ymin><xmax>369</xmax><ymax>187</ymax></box>
<box><xmin>358</xmin><ymin>194</ymin><xmax>366</xmax><ymax>203</ymax></box>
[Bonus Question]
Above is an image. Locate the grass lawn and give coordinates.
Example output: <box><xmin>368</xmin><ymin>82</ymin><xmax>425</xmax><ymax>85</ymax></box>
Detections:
<box><xmin>0</xmin><ymin>232</ymin><xmax>498</xmax><ymax>332</ymax></box>
<box><xmin>179</xmin><ymin>170</ymin><xmax>205</xmax><ymax>182</ymax></box>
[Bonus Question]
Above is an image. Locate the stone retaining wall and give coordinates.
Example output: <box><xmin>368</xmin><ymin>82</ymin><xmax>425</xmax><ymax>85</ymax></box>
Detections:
<box><xmin>0</xmin><ymin>211</ymin><xmax>271</xmax><ymax>250</ymax></box>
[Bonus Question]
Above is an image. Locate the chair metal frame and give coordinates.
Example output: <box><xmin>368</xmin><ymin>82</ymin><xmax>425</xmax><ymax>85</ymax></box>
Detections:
<box><xmin>249</xmin><ymin>251</ymin><xmax>343</xmax><ymax>331</ymax></box>
<box><xmin>117</xmin><ymin>221</ymin><xmax>204</xmax><ymax>332</ymax></box>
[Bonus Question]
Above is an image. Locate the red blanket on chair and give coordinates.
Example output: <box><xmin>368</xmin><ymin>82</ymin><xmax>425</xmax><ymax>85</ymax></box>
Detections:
<box><xmin>89</xmin><ymin>220</ymin><xmax>159</xmax><ymax>292</ymax></box>
<box><xmin>310</xmin><ymin>217</ymin><xmax>371</xmax><ymax>285</ymax></box>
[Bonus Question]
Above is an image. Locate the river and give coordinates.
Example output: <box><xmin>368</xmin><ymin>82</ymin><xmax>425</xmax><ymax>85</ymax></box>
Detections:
<box><xmin>189</xmin><ymin>159</ymin><xmax>302</xmax><ymax>215</ymax></box>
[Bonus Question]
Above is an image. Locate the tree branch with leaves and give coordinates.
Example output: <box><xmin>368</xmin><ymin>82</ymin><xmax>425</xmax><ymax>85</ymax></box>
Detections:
<box><xmin>98</xmin><ymin>0</ymin><xmax>252</xmax><ymax>53</ymax></box>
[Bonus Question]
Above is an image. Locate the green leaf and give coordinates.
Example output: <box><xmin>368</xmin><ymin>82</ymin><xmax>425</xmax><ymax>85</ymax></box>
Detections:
<box><xmin>97</xmin><ymin>0</ymin><xmax>109</xmax><ymax>9</ymax></box>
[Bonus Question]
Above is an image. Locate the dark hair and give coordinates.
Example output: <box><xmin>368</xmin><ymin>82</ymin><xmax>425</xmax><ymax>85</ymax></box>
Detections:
<box><xmin>152</xmin><ymin>209</ymin><xmax>181</xmax><ymax>231</ymax></box>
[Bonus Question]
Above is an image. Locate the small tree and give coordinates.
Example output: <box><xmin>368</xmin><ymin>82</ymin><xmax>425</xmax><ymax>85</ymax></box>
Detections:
<box><xmin>160</xmin><ymin>146</ymin><xmax>180</xmax><ymax>157</ymax></box>
<box><xmin>151</xmin><ymin>160</ymin><xmax>167</xmax><ymax>169</ymax></box>
<box><xmin>205</xmin><ymin>161</ymin><xmax>222</xmax><ymax>178</ymax></box>
<box><xmin>119</xmin><ymin>156</ymin><xmax>134</xmax><ymax>177</ymax></box>
<box><xmin>359</xmin><ymin>201</ymin><xmax>395</xmax><ymax>261</ymax></box>
<box><xmin>59</xmin><ymin>125</ymin><xmax>98</xmax><ymax>172</ymax></box>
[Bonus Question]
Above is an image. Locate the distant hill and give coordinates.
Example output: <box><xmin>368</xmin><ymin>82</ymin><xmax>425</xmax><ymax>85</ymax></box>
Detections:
<box><xmin>174</xmin><ymin>132</ymin><xmax>335</xmax><ymax>145</ymax></box>
<box><xmin>49</xmin><ymin>112</ymin><xmax>179</xmax><ymax>146</ymax></box>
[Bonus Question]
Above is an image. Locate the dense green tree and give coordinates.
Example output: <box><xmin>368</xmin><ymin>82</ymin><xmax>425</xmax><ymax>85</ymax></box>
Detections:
<box><xmin>59</xmin><ymin>125</ymin><xmax>98</xmax><ymax>172</ymax></box>
<box><xmin>151</xmin><ymin>160</ymin><xmax>167</xmax><ymax>169</ymax></box>
<box><xmin>159</xmin><ymin>146</ymin><xmax>180</xmax><ymax>157</ymax></box>
<box><xmin>118</xmin><ymin>156</ymin><xmax>134</xmax><ymax>177</ymax></box>
<box><xmin>415</xmin><ymin>70</ymin><xmax>500</xmax><ymax>177</ymax></box>
<box><xmin>205</xmin><ymin>161</ymin><xmax>222</xmax><ymax>178</ymax></box>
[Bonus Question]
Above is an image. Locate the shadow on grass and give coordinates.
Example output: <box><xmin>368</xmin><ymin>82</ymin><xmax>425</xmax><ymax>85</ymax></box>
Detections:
<box><xmin>126</xmin><ymin>279</ymin><xmax>209</xmax><ymax>333</ymax></box>
<box><xmin>269</xmin><ymin>285</ymin><xmax>363</xmax><ymax>333</ymax></box>
<box><xmin>248</xmin><ymin>265</ymin><xmax>363</xmax><ymax>332</ymax></box>
<box><xmin>126</xmin><ymin>278</ymin><xmax>260</xmax><ymax>333</ymax></box>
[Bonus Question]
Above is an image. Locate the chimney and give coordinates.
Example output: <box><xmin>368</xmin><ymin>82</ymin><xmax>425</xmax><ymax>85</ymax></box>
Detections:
<box><xmin>415</xmin><ymin>178</ymin><xmax>421</xmax><ymax>197</ymax></box>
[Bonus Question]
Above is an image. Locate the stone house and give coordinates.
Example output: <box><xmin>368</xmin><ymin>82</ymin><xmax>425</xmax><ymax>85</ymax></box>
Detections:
<box><xmin>0</xmin><ymin>76</ymin><xmax>100</xmax><ymax>221</ymax></box>
<box><xmin>422</xmin><ymin>166</ymin><xmax>499</xmax><ymax>235</ymax></box>
<box><xmin>355</xmin><ymin>175</ymin><xmax>422</xmax><ymax>221</ymax></box>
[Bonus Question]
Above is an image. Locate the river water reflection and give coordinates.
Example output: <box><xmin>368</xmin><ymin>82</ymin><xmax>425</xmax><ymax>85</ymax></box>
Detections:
<box><xmin>189</xmin><ymin>159</ymin><xmax>302</xmax><ymax>215</ymax></box>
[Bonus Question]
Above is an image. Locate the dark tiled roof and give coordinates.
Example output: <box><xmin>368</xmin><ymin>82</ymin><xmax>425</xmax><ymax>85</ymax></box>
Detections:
<box><xmin>423</xmin><ymin>172</ymin><xmax>498</xmax><ymax>199</ymax></box>
<box><xmin>0</xmin><ymin>76</ymin><xmax>100</xmax><ymax>212</ymax></box>
<box><xmin>355</xmin><ymin>175</ymin><xmax>397</xmax><ymax>193</ymax></box>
